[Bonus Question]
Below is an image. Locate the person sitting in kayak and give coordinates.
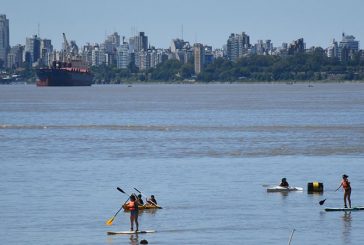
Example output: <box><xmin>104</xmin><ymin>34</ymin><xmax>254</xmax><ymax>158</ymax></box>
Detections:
<box><xmin>279</xmin><ymin>178</ymin><xmax>289</xmax><ymax>187</ymax></box>
<box><xmin>336</xmin><ymin>174</ymin><xmax>351</xmax><ymax>208</ymax></box>
<box><xmin>127</xmin><ymin>195</ymin><xmax>139</xmax><ymax>231</ymax></box>
<box><xmin>147</xmin><ymin>195</ymin><xmax>158</xmax><ymax>206</ymax></box>
<box><xmin>137</xmin><ymin>194</ymin><xmax>144</xmax><ymax>205</ymax></box>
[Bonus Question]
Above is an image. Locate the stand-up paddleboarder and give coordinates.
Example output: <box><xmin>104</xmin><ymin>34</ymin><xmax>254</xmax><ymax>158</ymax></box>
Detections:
<box><xmin>336</xmin><ymin>174</ymin><xmax>351</xmax><ymax>208</ymax></box>
<box><xmin>126</xmin><ymin>195</ymin><xmax>139</xmax><ymax>231</ymax></box>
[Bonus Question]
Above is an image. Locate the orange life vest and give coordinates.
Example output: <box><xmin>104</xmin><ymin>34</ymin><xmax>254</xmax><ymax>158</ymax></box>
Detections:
<box><xmin>342</xmin><ymin>180</ymin><xmax>350</xmax><ymax>189</ymax></box>
<box><xmin>128</xmin><ymin>201</ymin><xmax>136</xmax><ymax>211</ymax></box>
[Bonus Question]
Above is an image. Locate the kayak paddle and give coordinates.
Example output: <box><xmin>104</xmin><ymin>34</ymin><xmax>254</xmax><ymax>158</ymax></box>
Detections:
<box><xmin>105</xmin><ymin>206</ymin><xmax>124</xmax><ymax>226</ymax></box>
<box><xmin>319</xmin><ymin>199</ymin><xmax>326</xmax><ymax>205</ymax></box>
<box><xmin>117</xmin><ymin>187</ymin><xmax>138</xmax><ymax>198</ymax></box>
<box><xmin>319</xmin><ymin>188</ymin><xmax>339</xmax><ymax>205</ymax></box>
<box><xmin>117</xmin><ymin>187</ymin><xmax>128</xmax><ymax>195</ymax></box>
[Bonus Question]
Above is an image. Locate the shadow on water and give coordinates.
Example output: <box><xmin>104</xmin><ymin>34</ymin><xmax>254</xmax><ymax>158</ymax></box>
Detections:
<box><xmin>342</xmin><ymin>212</ymin><xmax>352</xmax><ymax>244</ymax></box>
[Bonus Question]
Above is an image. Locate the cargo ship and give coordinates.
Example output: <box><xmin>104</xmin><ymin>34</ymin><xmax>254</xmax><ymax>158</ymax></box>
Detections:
<box><xmin>36</xmin><ymin>33</ymin><xmax>93</xmax><ymax>87</ymax></box>
<box><xmin>36</xmin><ymin>61</ymin><xmax>93</xmax><ymax>86</ymax></box>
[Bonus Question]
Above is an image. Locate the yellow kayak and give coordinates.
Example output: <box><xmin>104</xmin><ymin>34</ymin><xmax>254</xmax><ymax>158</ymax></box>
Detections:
<box><xmin>122</xmin><ymin>203</ymin><xmax>161</xmax><ymax>211</ymax></box>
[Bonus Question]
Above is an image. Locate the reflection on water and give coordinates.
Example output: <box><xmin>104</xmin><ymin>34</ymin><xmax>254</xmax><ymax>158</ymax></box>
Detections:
<box><xmin>129</xmin><ymin>233</ymin><xmax>139</xmax><ymax>245</ymax></box>
<box><xmin>279</xmin><ymin>192</ymin><xmax>290</xmax><ymax>198</ymax></box>
<box><xmin>138</xmin><ymin>208</ymin><xmax>158</xmax><ymax>216</ymax></box>
<box><xmin>342</xmin><ymin>212</ymin><xmax>352</xmax><ymax>244</ymax></box>
<box><xmin>106</xmin><ymin>233</ymin><xmax>141</xmax><ymax>245</ymax></box>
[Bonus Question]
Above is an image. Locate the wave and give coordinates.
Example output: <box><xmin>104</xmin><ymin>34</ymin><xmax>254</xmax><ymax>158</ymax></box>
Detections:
<box><xmin>1</xmin><ymin>124</ymin><xmax>363</xmax><ymax>132</ymax></box>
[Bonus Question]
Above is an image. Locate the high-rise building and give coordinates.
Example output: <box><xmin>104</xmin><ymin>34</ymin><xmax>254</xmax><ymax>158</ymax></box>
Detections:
<box><xmin>139</xmin><ymin>50</ymin><xmax>151</xmax><ymax>71</ymax></box>
<box><xmin>129</xmin><ymin>32</ymin><xmax>148</xmax><ymax>68</ymax></box>
<box><xmin>106</xmin><ymin>32</ymin><xmax>120</xmax><ymax>48</ymax></box>
<box><xmin>327</xmin><ymin>39</ymin><xmax>339</xmax><ymax>58</ymax></box>
<box><xmin>0</xmin><ymin>14</ymin><xmax>10</xmax><ymax>68</ymax></box>
<box><xmin>116</xmin><ymin>42</ymin><xmax>130</xmax><ymax>69</ymax></box>
<box><xmin>40</xmin><ymin>39</ymin><xmax>53</xmax><ymax>66</ymax></box>
<box><xmin>204</xmin><ymin>45</ymin><xmax>214</xmax><ymax>65</ymax></box>
<box><xmin>226</xmin><ymin>32</ymin><xmax>250</xmax><ymax>62</ymax></box>
<box><xmin>129</xmin><ymin>32</ymin><xmax>148</xmax><ymax>53</ymax></box>
<box><xmin>254</xmin><ymin>40</ymin><xmax>273</xmax><ymax>55</ymax></box>
<box><xmin>104</xmin><ymin>32</ymin><xmax>120</xmax><ymax>61</ymax></box>
<box><xmin>194</xmin><ymin>43</ymin><xmax>204</xmax><ymax>75</ymax></box>
<box><xmin>150</xmin><ymin>49</ymin><xmax>167</xmax><ymax>68</ymax></box>
<box><xmin>288</xmin><ymin>38</ymin><xmax>305</xmax><ymax>55</ymax></box>
<box><xmin>7</xmin><ymin>44</ymin><xmax>23</xmax><ymax>68</ymax></box>
<box><xmin>170</xmin><ymin>39</ymin><xmax>192</xmax><ymax>63</ymax></box>
<box><xmin>91</xmin><ymin>45</ymin><xmax>106</xmax><ymax>66</ymax></box>
<box><xmin>339</xmin><ymin>33</ymin><xmax>359</xmax><ymax>61</ymax></box>
<box><xmin>81</xmin><ymin>43</ymin><xmax>94</xmax><ymax>67</ymax></box>
<box><xmin>25</xmin><ymin>35</ymin><xmax>41</xmax><ymax>65</ymax></box>
<box><xmin>213</xmin><ymin>49</ymin><xmax>224</xmax><ymax>59</ymax></box>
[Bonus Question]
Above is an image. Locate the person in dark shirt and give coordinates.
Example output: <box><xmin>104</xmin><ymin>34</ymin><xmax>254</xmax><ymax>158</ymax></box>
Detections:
<box><xmin>279</xmin><ymin>178</ymin><xmax>289</xmax><ymax>187</ymax></box>
<box><xmin>137</xmin><ymin>194</ymin><xmax>144</xmax><ymax>205</ymax></box>
<box><xmin>147</xmin><ymin>195</ymin><xmax>157</xmax><ymax>206</ymax></box>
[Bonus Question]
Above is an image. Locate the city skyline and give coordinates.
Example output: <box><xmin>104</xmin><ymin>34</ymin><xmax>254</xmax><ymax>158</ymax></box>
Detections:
<box><xmin>2</xmin><ymin>0</ymin><xmax>364</xmax><ymax>50</ymax></box>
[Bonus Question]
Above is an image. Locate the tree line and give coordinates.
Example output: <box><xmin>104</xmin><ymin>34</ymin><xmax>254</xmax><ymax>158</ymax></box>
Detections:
<box><xmin>198</xmin><ymin>48</ymin><xmax>364</xmax><ymax>82</ymax></box>
<box><xmin>91</xmin><ymin>47</ymin><xmax>364</xmax><ymax>83</ymax></box>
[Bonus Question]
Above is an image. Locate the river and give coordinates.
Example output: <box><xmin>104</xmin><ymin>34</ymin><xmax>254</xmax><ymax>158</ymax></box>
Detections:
<box><xmin>1</xmin><ymin>83</ymin><xmax>363</xmax><ymax>244</ymax></box>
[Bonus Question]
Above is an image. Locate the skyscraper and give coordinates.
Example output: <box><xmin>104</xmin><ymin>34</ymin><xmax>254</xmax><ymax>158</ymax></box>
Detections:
<box><xmin>327</xmin><ymin>39</ymin><xmax>339</xmax><ymax>58</ymax></box>
<box><xmin>226</xmin><ymin>32</ymin><xmax>250</xmax><ymax>62</ymax></box>
<box><xmin>25</xmin><ymin>35</ymin><xmax>41</xmax><ymax>65</ymax></box>
<box><xmin>129</xmin><ymin>32</ymin><xmax>148</xmax><ymax>53</ymax></box>
<box><xmin>288</xmin><ymin>38</ymin><xmax>305</xmax><ymax>55</ymax></box>
<box><xmin>129</xmin><ymin>32</ymin><xmax>148</xmax><ymax>68</ymax></box>
<box><xmin>116</xmin><ymin>42</ymin><xmax>130</xmax><ymax>69</ymax></box>
<box><xmin>104</xmin><ymin>32</ymin><xmax>120</xmax><ymax>54</ymax></box>
<box><xmin>7</xmin><ymin>44</ymin><xmax>23</xmax><ymax>69</ymax></box>
<box><xmin>170</xmin><ymin>39</ymin><xmax>192</xmax><ymax>64</ymax></box>
<box><xmin>339</xmin><ymin>33</ymin><xmax>359</xmax><ymax>61</ymax></box>
<box><xmin>40</xmin><ymin>39</ymin><xmax>53</xmax><ymax>66</ymax></box>
<box><xmin>194</xmin><ymin>43</ymin><xmax>204</xmax><ymax>75</ymax></box>
<box><xmin>0</xmin><ymin>14</ymin><xmax>10</xmax><ymax>68</ymax></box>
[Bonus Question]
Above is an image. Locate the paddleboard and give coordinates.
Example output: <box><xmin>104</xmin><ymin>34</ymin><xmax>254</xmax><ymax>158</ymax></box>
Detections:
<box><xmin>325</xmin><ymin>206</ymin><xmax>364</xmax><ymax>212</ymax></box>
<box><xmin>267</xmin><ymin>186</ymin><xmax>303</xmax><ymax>192</ymax></box>
<box><xmin>107</xmin><ymin>230</ymin><xmax>156</xmax><ymax>235</ymax></box>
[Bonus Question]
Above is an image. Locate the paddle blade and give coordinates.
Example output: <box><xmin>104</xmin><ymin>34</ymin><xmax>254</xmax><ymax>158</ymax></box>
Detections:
<box><xmin>134</xmin><ymin>187</ymin><xmax>141</xmax><ymax>194</ymax></box>
<box><xmin>106</xmin><ymin>217</ymin><xmax>115</xmax><ymax>226</ymax></box>
<box><xmin>319</xmin><ymin>199</ymin><xmax>326</xmax><ymax>205</ymax></box>
<box><xmin>117</xmin><ymin>187</ymin><xmax>125</xmax><ymax>194</ymax></box>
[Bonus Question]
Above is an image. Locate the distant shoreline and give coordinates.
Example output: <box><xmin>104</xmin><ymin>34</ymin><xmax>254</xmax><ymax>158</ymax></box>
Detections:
<box><xmin>96</xmin><ymin>80</ymin><xmax>364</xmax><ymax>85</ymax></box>
<box><xmin>2</xmin><ymin>80</ymin><xmax>364</xmax><ymax>86</ymax></box>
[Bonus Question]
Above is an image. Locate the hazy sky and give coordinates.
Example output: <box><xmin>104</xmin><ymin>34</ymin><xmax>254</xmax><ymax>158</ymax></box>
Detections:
<box><xmin>2</xmin><ymin>0</ymin><xmax>364</xmax><ymax>50</ymax></box>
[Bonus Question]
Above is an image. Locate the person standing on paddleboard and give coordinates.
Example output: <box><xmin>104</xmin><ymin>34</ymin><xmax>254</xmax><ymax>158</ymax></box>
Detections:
<box><xmin>336</xmin><ymin>174</ymin><xmax>351</xmax><ymax>208</ymax></box>
<box><xmin>127</xmin><ymin>195</ymin><xmax>139</xmax><ymax>231</ymax></box>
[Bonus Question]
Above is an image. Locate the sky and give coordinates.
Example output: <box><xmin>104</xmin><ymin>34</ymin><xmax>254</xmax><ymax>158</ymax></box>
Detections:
<box><xmin>2</xmin><ymin>0</ymin><xmax>364</xmax><ymax>50</ymax></box>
